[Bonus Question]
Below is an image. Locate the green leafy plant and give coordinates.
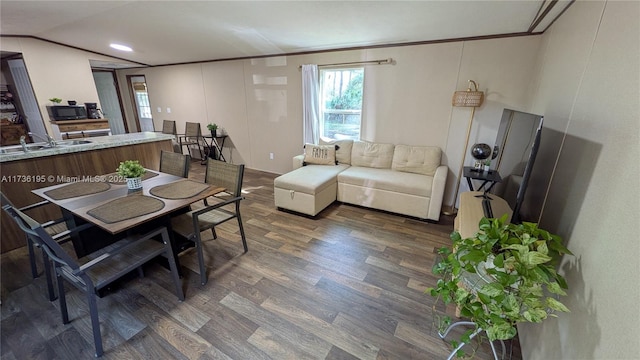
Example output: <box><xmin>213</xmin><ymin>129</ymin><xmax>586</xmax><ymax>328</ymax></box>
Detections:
<box><xmin>207</xmin><ymin>123</ymin><xmax>218</xmax><ymax>131</ymax></box>
<box><xmin>426</xmin><ymin>215</ymin><xmax>572</xmax><ymax>357</ymax></box>
<box><xmin>49</xmin><ymin>97</ymin><xmax>62</xmax><ymax>104</ymax></box>
<box><xmin>116</xmin><ymin>160</ymin><xmax>146</xmax><ymax>178</ymax></box>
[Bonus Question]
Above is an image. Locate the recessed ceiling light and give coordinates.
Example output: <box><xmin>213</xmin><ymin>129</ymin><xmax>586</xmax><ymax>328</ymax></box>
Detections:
<box><xmin>110</xmin><ymin>43</ymin><xmax>133</xmax><ymax>52</ymax></box>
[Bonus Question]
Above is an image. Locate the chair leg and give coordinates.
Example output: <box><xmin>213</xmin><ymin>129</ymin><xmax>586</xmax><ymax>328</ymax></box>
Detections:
<box><xmin>210</xmin><ymin>227</ymin><xmax>218</xmax><ymax>240</ymax></box>
<box><xmin>42</xmin><ymin>251</ymin><xmax>57</xmax><ymax>301</ymax></box>
<box><xmin>196</xmin><ymin>143</ymin><xmax>204</xmax><ymax>161</ymax></box>
<box><xmin>56</xmin><ymin>268</ymin><xmax>69</xmax><ymax>324</ymax></box>
<box><xmin>237</xmin><ymin>212</ymin><xmax>248</xmax><ymax>253</ymax></box>
<box><xmin>27</xmin><ymin>237</ymin><xmax>38</xmax><ymax>278</ymax></box>
<box><xmin>160</xmin><ymin>233</ymin><xmax>185</xmax><ymax>301</ymax></box>
<box><xmin>85</xmin><ymin>288</ymin><xmax>104</xmax><ymax>357</ymax></box>
<box><xmin>194</xmin><ymin>232</ymin><xmax>208</xmax><ymax>286</ymax></box>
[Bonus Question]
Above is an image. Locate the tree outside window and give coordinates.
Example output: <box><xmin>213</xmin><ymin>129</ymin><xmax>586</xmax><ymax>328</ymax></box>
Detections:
<box><xmin>320</xmin><ymin>68</ymin><xmax>363</xmax><ymax>140</ymax></box>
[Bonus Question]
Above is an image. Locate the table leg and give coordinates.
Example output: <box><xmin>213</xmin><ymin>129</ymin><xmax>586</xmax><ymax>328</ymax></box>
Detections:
<box><xmin>466</xmin><ymin>177</ymin><xmax>475</xmax><ymax>191</ymax></box>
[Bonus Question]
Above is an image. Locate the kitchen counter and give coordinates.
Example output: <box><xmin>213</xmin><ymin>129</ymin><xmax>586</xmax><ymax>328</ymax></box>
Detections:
<box><xmin>0</xmin><ymin>132</ymin><xmax>175</xmax><ymax>162</ymax></box>
<box><xmin>0</xmin><ymin>131</ymin><xmax>176</xmax><ymax>253</ymax></box>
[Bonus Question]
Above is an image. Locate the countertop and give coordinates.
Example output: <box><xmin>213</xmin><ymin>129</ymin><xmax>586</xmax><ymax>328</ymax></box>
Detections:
<box><xmin>0</xmin><ymin>132</ymin><xmax>175</xmax><ymax>163</ymax></box>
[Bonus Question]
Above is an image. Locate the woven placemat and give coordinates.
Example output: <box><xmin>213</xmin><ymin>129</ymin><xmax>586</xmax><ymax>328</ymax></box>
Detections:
<box><xmin>44</xmin><ymin>182</ymin><xmax>111</xmax><ymax>200</ymax></box>
<box><xmin>87</xmin><ymin>194</ymin><xmax>165</xmax><ymax>224</ymax></box>
<box><xmin>149</xmin><ymin>180</ymin><xmax>210</xmax><ymax>200</ymax></box>
<box><xmin>105</xmin><ymin>171</ymin><xmax>159</xmax><ymax>184</ymax></box>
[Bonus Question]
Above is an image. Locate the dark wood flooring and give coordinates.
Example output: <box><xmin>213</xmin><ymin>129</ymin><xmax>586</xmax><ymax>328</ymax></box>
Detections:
<box><xmin>1</xmin><ymin>161</ymin><xmax>522</xmax><ymax>359</ymax></box>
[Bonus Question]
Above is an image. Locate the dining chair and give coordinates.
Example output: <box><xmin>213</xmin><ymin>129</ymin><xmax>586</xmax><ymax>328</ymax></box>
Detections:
<box><xmin>159</xmin><ymin>150</ymin><xmax>191</xmax><ymax>178</ymax></box>
<box><xmin>157</xmin><ymin>119</ymin><xmax>177</xmax><ymax>137</ymax></box>
<box><xmin>155</xmin><ymin>119</ymin><xmax>181</xmax><ymax>153</ymax></box>
<box><xmin>0</xmin><ymin>191</ymin><xmax>77</xmax><ymax>300</ymax></box>
<box><xmin>170</xmin><ymin>159</ymin><xmax>248</xmax><ymax>285</ymax></box>
<box><xmin>178</xmin><ymin>122</ymin><xmax>206</xmax><ymax>160</ymax></box>
<box><xmin>3</xmin><ymin>204</ymin><xmax>184</xmax><ymax>358</ymax></box>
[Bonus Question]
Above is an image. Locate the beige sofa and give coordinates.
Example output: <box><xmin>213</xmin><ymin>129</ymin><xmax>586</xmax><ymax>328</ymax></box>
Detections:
<box><xmin>273</xmin><ymin>139</ymin><xmax>447</xmax><ymax>221</ymax></box>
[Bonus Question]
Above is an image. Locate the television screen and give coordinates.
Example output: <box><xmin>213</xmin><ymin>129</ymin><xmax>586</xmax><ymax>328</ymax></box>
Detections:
<box><xmin>491</xmin><ymin>109</ymin><xmax>544</xmax><ymax>223</ymax></box>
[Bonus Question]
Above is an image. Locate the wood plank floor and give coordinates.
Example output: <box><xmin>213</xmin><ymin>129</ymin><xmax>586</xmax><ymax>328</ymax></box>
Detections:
<box><xmin>1</xmin><ymin>162</ymin><xmax>522</xmax><ymax>360</ymax></box>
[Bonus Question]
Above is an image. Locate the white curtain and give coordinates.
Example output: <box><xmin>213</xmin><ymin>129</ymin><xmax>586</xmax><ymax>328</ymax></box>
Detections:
<box><xmin>302</xmin><ymin>64</ymin><xmax>320</xmax><ymax>145</ymax></box>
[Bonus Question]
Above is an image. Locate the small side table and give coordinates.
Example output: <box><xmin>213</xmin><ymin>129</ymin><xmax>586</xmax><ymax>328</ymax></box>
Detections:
<box><xmin>202</xmin><ymin>135</ymin><xmax>228</xmax><ymax>163</ymax></box>
<box><xmin>464</xmin><ymin>166</ymin><xmax>501</xmax><ymax>192</ymax></box>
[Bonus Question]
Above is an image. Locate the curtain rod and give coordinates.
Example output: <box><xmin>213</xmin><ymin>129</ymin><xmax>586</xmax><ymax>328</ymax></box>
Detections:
<box><xmin>299</xmin><ymin>58</ymin><xmax>393</xmax><ymax>69</ymax></box>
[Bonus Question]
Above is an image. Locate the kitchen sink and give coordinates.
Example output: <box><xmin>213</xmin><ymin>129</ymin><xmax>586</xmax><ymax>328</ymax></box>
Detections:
<box><xmin>0</xmin><ymin>139</ymin><xmax>92</xmax><ymax>154</ymax></box>
<box><xmin>0</xmin><ymin>143</ymin><xmax>54</xmax><ymax>153</ymax></box>
<box><xmin>0</xmin><ymin>147</ymin><xmax>27</xmax><ymax>154</ymax></box>
<box><xmin>56</xmin><ymin>140</ymin><xmax>93</xmax><ymax>146</ymax></box>
<box><xmin>0</xmin><ymin>140</ymin><xmax>94</xmax><ymax>154</ymax></box>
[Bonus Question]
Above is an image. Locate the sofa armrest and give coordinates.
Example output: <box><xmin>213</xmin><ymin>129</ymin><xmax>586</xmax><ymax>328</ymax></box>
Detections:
<box><xmin>427</xmin><ymin>165</ymin><xmax>448</xmax><ymax>221</ymax></box>
<box><xmin>293</xmin><ymin>154</ymin><xmax>305</xmax><ymax>169</ymax></box>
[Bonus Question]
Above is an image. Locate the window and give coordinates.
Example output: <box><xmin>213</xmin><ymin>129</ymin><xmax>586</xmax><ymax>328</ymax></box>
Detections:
<box><xmin>319</xmin><ymin>68</ymin><xmax>363</xmax><ymax>140</ymax></box>
<box><xmin>135</xmin><ymin>92</ymin><xmax>152</xmax><ymax>118</ymax></box>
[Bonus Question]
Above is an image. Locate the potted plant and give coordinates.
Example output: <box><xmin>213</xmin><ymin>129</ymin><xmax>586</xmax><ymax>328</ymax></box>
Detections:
<box><xmin>116</xmin><ymin>160</ymin><xmax>146</xmax><ymax>190</ymax></box>
<box><xmin>426</xmin><ymin>215</ymin><xmax>572</xmax><ymax>358</ymax></box>
<box><xmin>207</xmin><ymin>123</ymin><xmax>218</xmax><ymax>137</ymax></box>
<box><xmin>49</xmin><ymin>97</ymin><xmax>62</xmax><ymax>105</ymax></box>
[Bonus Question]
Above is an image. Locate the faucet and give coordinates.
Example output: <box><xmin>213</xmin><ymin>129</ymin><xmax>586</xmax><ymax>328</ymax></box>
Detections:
<box><xmin>19</xmin><ymin>136</ymin><xmax>29</xmax><ymax>152</ymax></box>
<box><xmin>28</xmin><ymin>132</ymin><xmax>56</xmax><ymax>147</ymax></box>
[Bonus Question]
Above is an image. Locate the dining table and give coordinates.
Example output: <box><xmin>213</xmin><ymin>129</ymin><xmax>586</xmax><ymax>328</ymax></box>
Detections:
<box><xmin>32</xmin><ymin>170</ymin><xmax>224</xmax><ymax>261</ymax></box>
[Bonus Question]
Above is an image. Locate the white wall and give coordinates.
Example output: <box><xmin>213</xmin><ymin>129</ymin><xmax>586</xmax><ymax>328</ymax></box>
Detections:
<box><xmin>117</xmin><ymin>36</ymin><xmax>543</xmax><ymax>209</ymax></box>
<box><xmin>0</xmin><ymin>37</ymin><xmax>133</xmax><ymax>135</ymax></box>
<box><xmin>519</xmin><ymin>1</ymin><xmax>640</xmax><ymax>359</ymax></box>
<box><xmin>0</xmin><ymin>37</ymin><xmax>117</xmax><ymax>135</ymax></box>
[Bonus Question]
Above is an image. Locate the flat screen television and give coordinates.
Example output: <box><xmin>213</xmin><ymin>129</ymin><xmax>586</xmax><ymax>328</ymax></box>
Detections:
<box><xmin>491</xmin><ymin>109</ymin><xmax>544</xmax><ymax>224</ymax></box>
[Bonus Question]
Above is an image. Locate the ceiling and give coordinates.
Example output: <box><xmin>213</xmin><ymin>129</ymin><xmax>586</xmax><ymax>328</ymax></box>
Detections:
<box><xmin>0</xmin><ymin>1</ymin><xmax>573</xmax><ymax>68</ymax></box>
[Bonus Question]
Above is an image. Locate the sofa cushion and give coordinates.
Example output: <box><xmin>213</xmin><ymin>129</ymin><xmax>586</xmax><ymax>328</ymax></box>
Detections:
<box><xmin>338</xmin><ymin>167</ymin><xmax>433</xmax><ymax>197</ymax></box>
<box><xmin>275</xmin><ymin>164</ymin><xmax>349</xmax><ymax>194</ymax></box>
<box><xmin>351</xmin><ymin>141</ymin><xmax>395</xmax><ymax>169</ymax></box>
<box><xmin>303</xmin><ymin>143</ymin><xmax>337</xmax><ymax>165</ymax></box>
<box><xmin>319</xmin><ymin>138</ymin><xmax>353</xmax><ymax>165</ymax></box>
<box><xmin>392</xmin><ymin>145</ymin><xmax>442</xmax><ymax>176</ymax></box>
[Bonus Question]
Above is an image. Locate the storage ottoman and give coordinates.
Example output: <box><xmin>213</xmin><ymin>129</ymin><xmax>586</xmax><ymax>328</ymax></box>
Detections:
<box><xmin>274</xmin><ymin>164</ymin><xmax>349</xmax><ymax>216</ymax></box>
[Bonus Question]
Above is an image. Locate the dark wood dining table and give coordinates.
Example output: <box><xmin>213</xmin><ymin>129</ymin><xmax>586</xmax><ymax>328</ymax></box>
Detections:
<box><xmin>32</xmin><ymin>170</ymin><xmax>224</xmax><ymax>259</ymax></box>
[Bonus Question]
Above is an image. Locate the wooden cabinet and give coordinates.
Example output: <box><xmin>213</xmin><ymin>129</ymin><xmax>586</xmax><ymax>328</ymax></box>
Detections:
<box><xmin>455</xmin><ymin>191</ymin><xmax>512</xmax><ymax>239</ymax></box>
<box><xmin>51</xmin><ymin>119</ymin><xmax>111</xmax><ymax>139</ymax></box>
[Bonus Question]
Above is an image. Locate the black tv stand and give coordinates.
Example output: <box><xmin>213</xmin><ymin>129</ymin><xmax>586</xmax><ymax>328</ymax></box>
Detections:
<box><xmin>463</xmin><ymin>166</ymin><xmax>502</xmax><ymax>203</ymax></box>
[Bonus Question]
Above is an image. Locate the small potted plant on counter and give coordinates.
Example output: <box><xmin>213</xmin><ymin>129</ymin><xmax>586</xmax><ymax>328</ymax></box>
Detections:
<box><xmin>426</xmin><ymin>215</ymin><xmax>572</xmax><ymax>358</ymax></box>
<box><xmin>207</xmin><ymin>123</ymin><xmax>218</xmax><ymax>137</ymax></box>
<box><xmin>116</xmin><ymin>160</ymin><xmax>146</xmax><ymax>190</ymax></box>
<box><xmin>49</xmin><ymin>97</ymin><xmax>62</xmax><ymax>105</ymax></box>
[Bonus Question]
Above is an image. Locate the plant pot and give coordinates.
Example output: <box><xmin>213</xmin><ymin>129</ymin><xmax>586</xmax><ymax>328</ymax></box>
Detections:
<box><xmin>210</xmin><ymin>130</ymin><xmax>216</xmax><ymax>137</ymax></box>
<box><xmin>126</xmin><ymin>177</ymin><xmax>142</xmax><ymax>190</ymax></box>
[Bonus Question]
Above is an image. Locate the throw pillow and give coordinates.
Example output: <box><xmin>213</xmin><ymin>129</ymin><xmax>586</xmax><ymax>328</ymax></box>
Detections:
<box><xmin>319</xmin><ymin>138</ymin><xmax>353</xmax><ymax>165</ymax></box>
<box><xmin>303</xmin><ymin>144</ymin><xmax>338</xmax><ymax>166</ymax></box>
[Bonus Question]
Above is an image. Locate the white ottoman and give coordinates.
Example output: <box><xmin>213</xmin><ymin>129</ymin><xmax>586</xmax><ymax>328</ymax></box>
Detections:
<box><xmin>274</xmin><ymin>164</ymin><xmax>349</xmax><ymax>216</ymax></box>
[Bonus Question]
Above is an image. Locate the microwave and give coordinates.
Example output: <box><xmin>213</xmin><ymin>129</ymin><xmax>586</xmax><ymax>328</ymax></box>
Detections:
<box><xmin>46</xmin><ymin>105</ymin><xmax>87</xmax><ymax>120</ymax></box>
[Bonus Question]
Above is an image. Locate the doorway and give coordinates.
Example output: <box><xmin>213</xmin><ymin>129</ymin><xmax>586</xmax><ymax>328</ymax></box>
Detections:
<box><xmin>127</xmin><ymin>75</ymin><xmax>154</xmax><ymax>132</ymax></box>
<box><xmin>92</xmin><ymin>70</ymin><xmax>127</xmax><ymax>134</ymax></box>
<box><xmin>3</xmin><ymin>57</ymin><xmax>48</xmax><ymax>141</ymax></box>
